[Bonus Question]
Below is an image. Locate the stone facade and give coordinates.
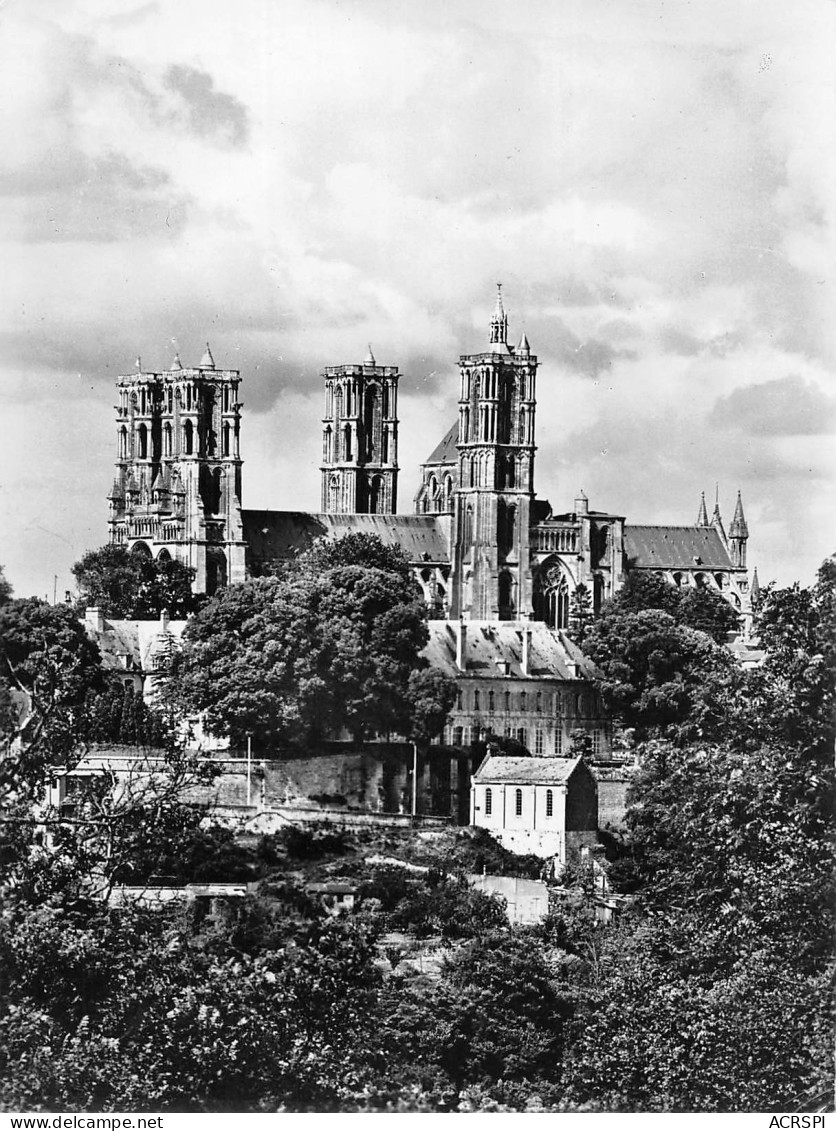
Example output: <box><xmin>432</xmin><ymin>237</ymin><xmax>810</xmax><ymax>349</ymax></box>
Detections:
<box><xmin>108</xmin><ymin>345</ymin><xmax>246</xmax><ymax>595</ymax></box>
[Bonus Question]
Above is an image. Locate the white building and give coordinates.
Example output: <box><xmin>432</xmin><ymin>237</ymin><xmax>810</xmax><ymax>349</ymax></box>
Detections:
<box><xmin>470</xmin><ymin>753</ymin><xmax>598</xmax><ymax>861</ymax></box>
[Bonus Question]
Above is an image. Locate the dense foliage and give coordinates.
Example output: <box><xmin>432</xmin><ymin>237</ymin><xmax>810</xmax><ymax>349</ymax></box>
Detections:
<box><xmin>0</xmin><ymin>557</ymin><xmax>832</xmax><ymax>1113</ymax></box>
<box><xmin>71</xmin><ymin>545</ymin><xmax>201</xmax><ymax>620</ymax></box>
<box><xmin>168</xmin><ymin>535</ymin><xmax>456</xmax><ymax>751</ymax></box>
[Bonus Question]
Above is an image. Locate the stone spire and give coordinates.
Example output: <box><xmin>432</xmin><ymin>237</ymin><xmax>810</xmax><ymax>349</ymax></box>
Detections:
<box><xmin>697</xmin><ymin>491</ymin><xmax>709</xmax><ymax>526</ymax></box>
<box><xmin>364</xmin><ymin>344</ymin><xmax>376</xmax><ymax>365</ymax></box>
<box><xmin>728</xmin><ymin>490</ymin><xmax>749</xmax><ymax>568</ymax></box>
<box><xmin>710</xmin><ymin>485</ymin><xmax>727</xmax><ymax>544</ymax></box>
<box><xmin>750</xmin><ymin>566</ymin><xmax>761</xmax><ymax>604</ymax></box>
<box><xmin>199</xmin><ymin>343</ymin><xmax>216</xmax><ymax>369</ymax></box>
<box><xmin>729</xmin><ymin>490</ymin><xmax>749</xmax><ymax>539</ymax></box>
<box><xmin>489</xmin><ymin>283</ymin><xmax>508</xmax><ymax>349</ymax></box>
<box><xmin>169</xmin><ymin>352</ymin><xmax>182</xmax><ymax>371</ymax></box>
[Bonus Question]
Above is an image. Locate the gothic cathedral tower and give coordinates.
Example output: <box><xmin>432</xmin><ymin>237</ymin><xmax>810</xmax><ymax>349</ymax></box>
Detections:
<box><xmin>320</xmin><ymin>349</ymin><xmax>400</xmax><ymax>514</ymax></box>
<box><xmin>449</xmin><ymin>288</ymin><xmax>538</xmax><ymax>620</ymax></box>
<box><xmin>107</xmin><ymin>346</ymin><xmax>246</xmax><ymax>595</ymax></box>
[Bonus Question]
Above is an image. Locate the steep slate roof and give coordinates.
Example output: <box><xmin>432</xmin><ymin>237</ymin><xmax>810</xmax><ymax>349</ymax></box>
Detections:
<box><xmin>84</xmin><ymin>614</ymin><xmax>188</xmax><ymax>675</ymax></box>
<box><xmin>623</xmin><ymin>525</ymin><xmax>734</xmax><ymax>570</ymax></box>
<box><xmin>242</xmin><ymin>510</ymin><xmax>452</xmax><ymax>567</ymax></box>
<box><xmin>423</xmin><ymin>420</ymin><xmax>459</xmax><ymax>466</ymax></box>
<box><xmin>473</xmin><ymin>755</ymin><xmax>583</xmax><ymax>784</ymax></box>
<box><xmin>422</xmin><ymin>621</ymin><xmax>599</xmax><ymax>681</ymax></box>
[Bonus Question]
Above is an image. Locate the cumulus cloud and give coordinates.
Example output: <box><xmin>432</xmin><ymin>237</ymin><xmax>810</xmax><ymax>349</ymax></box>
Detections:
<box><xmin>163</xmin><ymin>65</ymin><xmax>249</xmax><ymax>147</ymax></box>
<box><xmin>1</xmin><ymin>0</ymin><xmax>834</xmax><ymax>599</ymax></box>
<box><xmin>709</xmin><ymin>375</ymin><xmax>836</xmax><ymax>436</ymax></box>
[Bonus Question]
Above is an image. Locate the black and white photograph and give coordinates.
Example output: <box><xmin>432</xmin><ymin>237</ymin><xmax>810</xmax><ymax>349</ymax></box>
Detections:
<box><xmin>0</xmin><ymin>0</ymin><xmax>833</xmax><ymax>1118</ymax></box>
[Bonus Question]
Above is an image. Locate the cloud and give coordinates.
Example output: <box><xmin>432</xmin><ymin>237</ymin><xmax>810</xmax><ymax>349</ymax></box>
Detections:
<box><xmin>708</xmin><ymin>375</ymin><xmax>836</xmax><ymax>436</ymax></box>
<box><xmin>163</xmin><ymin>65</ymin><xmax>249</xmax><ymax>147</ymax></box>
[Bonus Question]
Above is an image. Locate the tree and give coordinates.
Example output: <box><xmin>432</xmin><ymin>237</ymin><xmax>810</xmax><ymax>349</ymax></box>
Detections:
<box><xmin>0</xmin><ymin>598</ymin><xmax>103</xmax><ymax>790</ymax></box>
<box><xmin>567</xmin><ymin>583</ymin><xmax>593</xmax><ymax>642</ymax></box>
<box><xmin>606</xmin><ymin>571</ymin><xmax>740</xmax><ymax>643</ymax></box>
<box><xmin>0</xmin><ymin>564</ymin><xmax>12</xmax><ymax>605</ymax></box>
<box><xmin>168</xmin><ymin>535</ymin><xmax>455</xmax><ymax>752</ymax></box>
<box><xmin>581</xmin><ymin>607</ymin><xmax>735</xmax><ymax>740</ymax></box>
<box><xmin>294</xmin><ymin>532</ymin><xmax>415</xmax><ymax>584</ymax></box>
<box><xmin>72</xmin><ymin>545</ymin><xmax>200</xmax><ymax>620</ymax></box>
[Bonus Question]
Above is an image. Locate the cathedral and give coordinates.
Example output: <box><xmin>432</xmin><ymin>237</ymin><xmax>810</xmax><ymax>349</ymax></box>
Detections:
<box><xmin>107</xmin><ymin>287</ymin><xmax>752</xmax><ymax>630</ymax></box>
<box><xmin>102</xmin><ymin>288</ymin><xmax>754</xmax><ymax>769</ymax></box>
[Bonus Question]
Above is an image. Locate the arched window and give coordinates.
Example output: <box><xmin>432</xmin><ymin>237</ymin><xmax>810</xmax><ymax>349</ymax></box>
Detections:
<box><xmin>474</xmin><ymin>689</ymin><xmax>480</xmax><ymax>711</ymax></box>
<box><xmin>223</xmin><ymin>422</ymin><xmax>231</xmax><ymax>457</ymax></box>
<box><xmin>545</xmin><ymin>789</ymin><xmax>554</xmax><ymax>818</ymax></box>
<box><xmin>515</xmin><ymin>788</ymin><xmax>523</xmax><ymax>817</ymax></box>
<box><xmin>369</xmin><ymin>475</ymin><xmax>382</xmax><ymax>514</ymax></box>
<box><xmin>137</xmin><ymin>424</ymin><xmax>148</xmax><ymax>459</ymax></box>
<box><xmin>428</xmin><ymin>475</ymin><xmax>439</xmax><ymax>512</ymax></box>
<box><xmin>520</xmin><ymin>690</ymin><xmax>527</xmax><ymax>711</ymax></box>
<box><xmin>498</xmin><ymin>571</ymin><xmax>514</xmax><ymax>618</ymax></box>
<box><xmin>488</xmin><ymin>689</ymin><xmax>495</xmax><ymax>712</ymax></box>
<box><xmin>485</xmin><ymin>788</ymin><xmax>492</xmax><ymax>816</ymax></box>
<box><xmin>343</xmin><ymin>424</ymin><xmax>352</xmax><ymax>461</ymax></box>
<box><xmin>593</xmin><ymin>574</ymin><xmax>605</xmax><ymax>615</ymax></box>
<box><xmin>163</xmin><ymin>423</ymin><xmax>172</xmax><ymax>456</ymax></box>
<box><xmin>534</xmin><ymin>564</ymin><xmax>570</xmax><ymax>629</ymax></box>
<box><xmin>444</xmin><ymin>476</ymin><xmax>453</xmax><ymax>510</ymax></box>
<box><xmin>329</xmin><ymin>474</ymin><xmax>340</xmax><ymax>512</ymax></box>
<box><xmin>504</xmin><ymin>690</ymin><xmax>511</xmax><ymax>711</ymax></box>
<box><xmin>183</xmin><ymin>419</ymin><xmax>194</xmax><ymax>455</ymax></box>
<box><xmin>463</xmin><ymin>504</ymin><xmax>473</xmax><ymax>549</ymax></box>
<box><xmin>536</xmin><ymin>692</ymin><xmax>542</xmax><ymax>713</ymax></box>
<box><xmin>119</xmin><ymin>426</ymin><xmax>128</xmax><ymax>458</ymax></box>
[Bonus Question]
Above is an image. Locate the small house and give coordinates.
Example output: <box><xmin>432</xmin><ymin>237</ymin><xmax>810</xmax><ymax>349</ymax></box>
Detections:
<box><xmin>470</xmin><ymin>754</ymin><xmax>598</xmax><ymax>861</ymax></box>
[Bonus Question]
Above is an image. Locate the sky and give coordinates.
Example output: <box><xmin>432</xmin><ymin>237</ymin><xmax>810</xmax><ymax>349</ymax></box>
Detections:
<box><xmin>1</xmin><ymin>0</ymin><xmax>834</xmax><ymax>600</ymax></box>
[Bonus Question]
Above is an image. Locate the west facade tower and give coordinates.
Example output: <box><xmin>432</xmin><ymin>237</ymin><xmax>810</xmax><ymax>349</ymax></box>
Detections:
<box><xmin>108</xmin><ymin>346</ymin><xmax>246</xmax><ymax>595</ymax></box>
<box><xmin>320</xmin><ymin>349</ymin><xmax>400</xmax><ymax>514</ymax></box>
<box><xmin>449</xmin><ymin>288</ymin><xmax>538</xmax><ymax>619</ymax></box>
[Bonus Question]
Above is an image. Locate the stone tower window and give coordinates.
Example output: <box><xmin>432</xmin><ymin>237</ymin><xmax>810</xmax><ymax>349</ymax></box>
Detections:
<box><xmin>119</xmin><ymin>426</ymin><xmax>128</xmax><ymax>458</ymax></box>
<box><xmin>223</xmin><ymin>422</ymin><xmax>231</xmax><ymax>457</ymax></box>
<box><xmin>343</xmin><ymin>424</ymin><xmax>352</xmax><ymax>461</ymax></box>
<box><xmin>137</xmin><ymin>423</ymin><xmax>148</xmax><ymax>459</ymax></box>
<box><xmin>163</xmin><ymin>423</ymin><xmax>172</xmax><ymax>456</ymax></box>
<box><xmin>183</xmin><ymin>419</ymin><xmax>194</xmax><ymax>455</ymax></box>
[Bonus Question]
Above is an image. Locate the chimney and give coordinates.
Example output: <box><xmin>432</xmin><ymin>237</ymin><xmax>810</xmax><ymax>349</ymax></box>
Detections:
<box><xmin>521</xmin><ymin>625</ymin><xmax>532</xmax><ymax>677</ymax></box>
<box><xmin>86</xmin><ymin>607</ymin><xmax>105</xmax><ymax>634</ymax></box>
<box><xmin>455</xmin><ymin>618</ymin><xmax>467</xmax><ymax>672</ymax></box>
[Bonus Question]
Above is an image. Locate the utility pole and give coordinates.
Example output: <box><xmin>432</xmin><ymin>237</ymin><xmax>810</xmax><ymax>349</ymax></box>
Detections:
<box><xmin>246</xmin><ymin>734</ymin><xmax>253</xmax><ymax>808</ymax></box>
<box><xmin>411</xmin><ymin>742</ymin><xmax>418</xmax><ymax>819</ymax></box>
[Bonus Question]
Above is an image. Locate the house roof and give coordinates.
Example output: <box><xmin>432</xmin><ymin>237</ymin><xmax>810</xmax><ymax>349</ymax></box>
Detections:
<box><xmin>473</xmin><ymin>754</ymin><xmax>583</xmax><ymax>784</ymax></box>
<box><xmin>84</xmin><ymin>613</ymin><xmax>188</xmax><ymax>675</ymax></box>
<box><xmin>242</xmin><ymin>510</ymin><xmax>452</xmax><ymax>567</ymax></box>
<box><xmin>623</xmin><ymin>525</ymin><xmax>734</xmax><ymax>570</ymax></box>
<box><xmin>422</xmin><ymin>620</ymin><xmax>599</xmax><ymax>681</ymax></box>
<box><xmin>422</xmin><ymin>420</ymin><xmax>459</xmax><ymax>466</ymax></box>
